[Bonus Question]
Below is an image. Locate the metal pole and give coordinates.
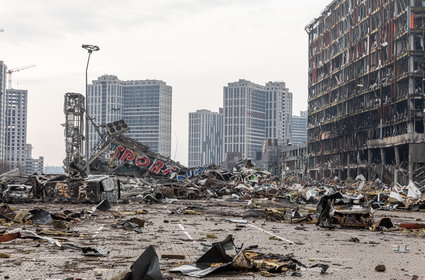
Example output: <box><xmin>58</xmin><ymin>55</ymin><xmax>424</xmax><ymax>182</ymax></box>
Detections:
<box><xmin>81</xmin><ymin>44</ymin><xmax>99</xmax><ymax>175</ymax></box>
<box><xmin>85</xmin><ymin>51</ymin><xmax>92</xmax><ymax>174</ymax></box>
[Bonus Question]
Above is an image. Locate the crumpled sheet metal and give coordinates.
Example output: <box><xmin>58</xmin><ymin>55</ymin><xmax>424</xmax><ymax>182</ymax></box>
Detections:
<box><xmin>9</xmin><ymin>229</ymin><xmax>62</xmax><ymax>247</ymax></box>
<box><xmin>198</xmin><ymin>234</ymin><xmax>238</xmax><ymax>252</ymax></box>
<box><xmin>170</xmin><ymin>242</ymin><xmax>233</xmax><ymax>278</ymax></box>
<box><xmin>62</xmin><ymin>243</ymin><xmax>109</xmax><ymax>257</ymax></box>
<box><xmin>1</xmin><ymin>229</ymin><xmax>109</xmax><ymax>256</ymax></box>
<box><xmin>0</xmin><ymin>203</ymin><xmax>16</xmax><ymax>221</ymax></box>
<box><xmin>171</xmin><ymin>236</ymin><xmax>329</xmax><ymax>278</ymax></box>
<box><xmin>121</xmin><ymin>245</ymin><xmax>165</xmax><ymax>280</ymax></box>
<box><xmin>316</xmin><ymin>192</ymin><xmax>344</xmax><ymax>228</ymax></box>
<box><xmin>29</xmin><ymin>209</ymin><xmax>53</xmax><ymax>225</ymax></box>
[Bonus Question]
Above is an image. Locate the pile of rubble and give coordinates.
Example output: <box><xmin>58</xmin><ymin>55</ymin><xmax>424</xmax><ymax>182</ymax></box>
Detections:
<box><xmin>2</xmin><ymin>159</ymin><xmax>425</xmax><ymax>221</ymax></box>
<box><xmin>1</xmin><ymin>159</ymin><xmax>425</xmax><ymax>279</ymax></box>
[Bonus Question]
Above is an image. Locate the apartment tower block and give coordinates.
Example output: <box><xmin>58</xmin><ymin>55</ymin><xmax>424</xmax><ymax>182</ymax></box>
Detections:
<box><xmin>87</xmin><ymin>75</ymin><xmax>172</xmax><ymax>157</ymax></box>
<box><xmin>223</xmin><ymin>79</ymin><xmax>293</xmax><ymax>166</ymax></box>
<box><xmin>188</xmin><ymin>109</ymin><xmax>223</xmax><ymax>167</ymax></box>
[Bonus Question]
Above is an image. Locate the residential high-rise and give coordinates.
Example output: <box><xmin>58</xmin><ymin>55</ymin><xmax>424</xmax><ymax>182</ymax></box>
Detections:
<box><xmin>306</xmin><ymin>1</ymin><xmax>425</xmax><ymax>183</ymax></box>
<box><xmin>291</xmin><ymin>110</ymin><xmax>307</xmax><ymax>144</ymax></box>
<box><xmin>87</xmin><ymin>75</ymin><xmax>172</xmax><ymax>157</ymax></box>
<box><xmin>223</xmin><ymin>79</ymin><xmax>266</xmax><ymax>163</ymax></box>
<box><xmin>188</xmin><ymin>109</ymin><xmax>223</xmax><ymax>167</ymax></box>
<box><xmin>4</xmin><ymin>89</ymin><xmax>28</xmax><ymax>170</ymax></box>
<box><xmin>87</xmin><ymin>75</ymin><xmax>123</xmax><ymax>156</ymax></box>
<box><xmin>265</xmin><ymin>82</ymin><xmax>293</xmax><ymax>144</ymax></box>
<box><xmin>223</xmin><ymin>79</ymin><xmax>293</xmax><ymax>167</ymax></box>
<box><xmin>24</xmin><ymin>144</ymin><xmax>44</xmax><ymax>174</ymax></box>
<box><xmin>0</xmin><ymin>61</ymin><xmax>6</xmax><ymax>161</ymax></box>
<box><xmin>122</xmin><ymin>80</ymin><xmax>172</xmax><ymax>157</ymax></box>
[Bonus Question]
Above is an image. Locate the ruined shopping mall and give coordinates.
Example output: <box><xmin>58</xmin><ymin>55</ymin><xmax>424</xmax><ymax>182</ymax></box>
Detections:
<box><xmin>306</xmin><ymin>0</ymin><xmax>425</xmax><ymax>185</ymax></box>
<box><xmin>1</xmin><ymin>0</ymin><xmax>425</xmax><ymax>279</ymax></box>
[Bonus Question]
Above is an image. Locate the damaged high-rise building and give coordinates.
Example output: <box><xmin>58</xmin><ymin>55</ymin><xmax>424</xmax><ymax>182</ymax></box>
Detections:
<box><xmin>306</xmin><ymin>0</ymin><xmax>425</xmax><ymax>184</ymax></box>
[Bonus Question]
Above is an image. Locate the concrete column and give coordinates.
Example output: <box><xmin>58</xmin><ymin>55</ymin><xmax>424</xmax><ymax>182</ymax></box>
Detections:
<box><xmin>347</xmin><ymin>152</ymin><xmax>351</xmax><ymax>179</ymax></box>
<box><xmin>394</xmin><ymin>146</ymin><xmax>400</xmax><ymax>166</ymax></box>
<box><xmin>380</xmin><ymin>148</ymin><xmax>386</xmax><ymax>164</ymax></box>
<box><xmin>409</xmin><ymin>163</ymin><xmax>414</xmax><ymax>182</ymax></box>
<box><xmin>394</xmin><ymin>146</ymin><xmax>400</xmax><ymax>187</ymax></box>
<box><xmin>368</xmin><ymin>149</ymin><xmax>372</xmax><ymax>165</ymax></box>
<box><xmin>367</xmin><ymin>149</ymin><xmax>372</xmax><ymax>180</ymax></box>
<box><xmin>394</xmin><ymin>169</ymin><xmax>398</xmax><ymax>188</ymax></box>
<box><xmin>380</xmin><ymin>148</ymin><xmax>386</xmax><ymax>181</ymax></box>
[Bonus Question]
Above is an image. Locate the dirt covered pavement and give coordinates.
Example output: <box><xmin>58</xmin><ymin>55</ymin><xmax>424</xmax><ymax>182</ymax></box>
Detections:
<box><xmin>1</xmin><ymin>199</ymin><xmax>424</xmax><ymax>280</ymax></box>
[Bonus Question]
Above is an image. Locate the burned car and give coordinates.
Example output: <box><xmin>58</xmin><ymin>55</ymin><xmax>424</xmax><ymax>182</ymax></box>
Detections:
<box><xmin>316</xmin><ymin>192</ymin><xmax>373</xmax><ymax>229</ymax></box>
<box><xmin>1</xmin><ymin>184</ymin><xmax>33</xmax><ymax>203</ymax></box>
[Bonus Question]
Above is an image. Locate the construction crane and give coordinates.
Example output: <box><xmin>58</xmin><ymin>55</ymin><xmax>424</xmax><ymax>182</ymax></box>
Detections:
<box><xmin>7</xmin><ymin>64</ymin><xmax>36</xmax><ymax>89</ymax></box>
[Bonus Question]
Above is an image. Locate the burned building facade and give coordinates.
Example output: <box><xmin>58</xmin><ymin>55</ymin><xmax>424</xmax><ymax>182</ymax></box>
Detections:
<box><xmin>281</xmin><ymin>142</ymin><xmax>307</xmax><ymax>178</ymax></box>
<box><xmin>306</xmin><ymin>0</ymin><xmax>425</xmax><ymax>183</ymax></box>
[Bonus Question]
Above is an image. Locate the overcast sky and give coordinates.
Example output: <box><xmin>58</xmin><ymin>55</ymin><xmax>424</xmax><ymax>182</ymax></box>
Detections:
<box><xmin>0</xmin><ymin>0</ymin><xmax>330</xmax><ymax>167</ymax></box>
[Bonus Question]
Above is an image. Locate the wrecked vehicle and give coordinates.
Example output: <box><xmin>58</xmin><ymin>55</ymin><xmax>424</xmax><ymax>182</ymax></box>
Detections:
<box><xmin>316</xmin><ymin>192</ymin><xmax>373</xmax><ymax>229</ymax></box>
<box><xmin>1</xmin><ymin>184</ymin><xmax>32</xmax><ymax>203</ymax></box>
<box><xmin>32</xmin><ymin>174</ymin><xmax>120</xmax><ymax>203</ymax></box>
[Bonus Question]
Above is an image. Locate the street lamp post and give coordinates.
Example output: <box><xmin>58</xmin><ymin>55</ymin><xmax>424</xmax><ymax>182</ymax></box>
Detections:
<box><xmin>82</xmin><ymin>44</ymin><xmax>99</xmax><ymax>175</ymax></box>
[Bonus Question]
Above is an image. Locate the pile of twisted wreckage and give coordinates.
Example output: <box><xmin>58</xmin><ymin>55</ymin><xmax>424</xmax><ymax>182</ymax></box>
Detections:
<box><xmin>1</xmin><ymin>153</ymin><xmax>425</xmax><ymax>278</ymax></box>
<box><xmin>1</xmin><ymin>152</ymin><xmax>425</xmax><ymax>229</ymax></box>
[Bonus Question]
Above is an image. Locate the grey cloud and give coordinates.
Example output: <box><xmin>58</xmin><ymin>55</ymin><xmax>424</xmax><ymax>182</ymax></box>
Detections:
<box><xmin>0</xmin><ymin>0</ymin><xmax>273</xmax><ymax>46</ymax></box>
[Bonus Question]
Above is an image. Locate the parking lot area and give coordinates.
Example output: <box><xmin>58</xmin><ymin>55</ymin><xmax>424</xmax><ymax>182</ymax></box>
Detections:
<box><xmin>1</xmin><ymin>200</ymin><xmax>424</xmax><ymax>280</ymax></box>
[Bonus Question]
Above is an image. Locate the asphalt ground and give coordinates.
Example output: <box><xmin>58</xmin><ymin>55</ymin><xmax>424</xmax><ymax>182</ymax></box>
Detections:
<box><xmin>0</xmin><ymin>200</ymin><xmax>424</xmax><ymax>280</ymax></box>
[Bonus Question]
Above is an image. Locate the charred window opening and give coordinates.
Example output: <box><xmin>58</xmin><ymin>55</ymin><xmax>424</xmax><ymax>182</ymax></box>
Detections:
<box><xmin>398</xmin><ymin>144</ymin><xmax>409</xmax><ymax>163</ymax></box>
<box><xmin>371</xmin><ymin>149</ymin><xmax>381</xmax><ymax>164</ymax></box>
<box><xmin>415</xmin><ymin>120</ymin><xmax>424</xmax><ymax>133</ymax></box>
<box><xmin>414</xmin><ymin>35</ymin><xmax>425</xmax><ymax>51</ymax></box>
<box><xmin>383</xmin><ymin>147</ymin><xmax>396</xmax><ymax>165</ymax></box>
